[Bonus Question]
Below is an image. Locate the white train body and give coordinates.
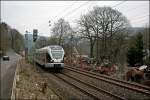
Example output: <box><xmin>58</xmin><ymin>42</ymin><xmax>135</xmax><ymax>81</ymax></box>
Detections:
<box><xmin>34</xmin><ymin>45</ymin><xmax>65</xmax><ymax>68</ymax></box>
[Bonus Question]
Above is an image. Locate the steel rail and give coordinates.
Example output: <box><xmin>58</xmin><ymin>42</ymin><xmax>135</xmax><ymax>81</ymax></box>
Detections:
<box><xmin>35</xmin><ymin>65</ymin><xmax>64</xmax><ymax>100</ymax></box>
<box><xmin>54</xmin><ymin>74</ymin><xmax>100</xmax><ymax>100</ymax></box>
<box><xmin>63</xmin><ymin>72</ymin><xmax>126</xmax><ymax>100</ymax></box>
<box><xmin>66</xmin><ymin>66</ymin><xmax>150</xmax><ymax>91</ymax></box>
<box><xmin>65</xmin><ymin>67</ymin><xmax>150</xmax><ymax>96</ymax></box>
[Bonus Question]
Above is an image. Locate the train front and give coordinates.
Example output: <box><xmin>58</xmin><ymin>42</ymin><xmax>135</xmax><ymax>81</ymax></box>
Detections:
<box><xmin>46</xmin><ymin>46</ymin><xmax>65</xmax><ymax>69</ymax></box>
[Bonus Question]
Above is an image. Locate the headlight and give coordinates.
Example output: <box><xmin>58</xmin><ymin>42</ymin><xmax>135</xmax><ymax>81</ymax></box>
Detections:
<box><xmin>51</xmin><ymin>60</ymin><xmax>54</xmax><ymax>63</ymax></box>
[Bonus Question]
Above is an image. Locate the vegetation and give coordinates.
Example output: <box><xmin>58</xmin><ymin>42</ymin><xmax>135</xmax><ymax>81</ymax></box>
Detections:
<box><xmin>127</xmin><ymin>32</ymin><xmax>148</xmax><ymax>66</ymax></box>
<box><xmin>78</xmin><ymin>7</ymin><xmax>130</xmax><ymax>59</ymax></box>
<box><xmin>33</xmin><ymin>6</ymin><xmax>149</xmax><ymax>67</ymax></box>
<box><xmin>0</xmin><ymin>22</ymin><xmax>24</xmax><ymax>57</ymax></box>
<box><xmin>10</xmin><ymin>29</ymin><xmax>25</xmax><ymax>53</ymax></box>
<box><xmin>51</xmin><ymin>18</ymin><xmax>73</xmax><ymax>46</ymax></box>
<box><xmin>13</xmin><ymin>6</ymin><xmax>148</xmax><ymax>68</ymax></box>
<box><xmin>0</xmin><ymin>22</ymin><xmax>11</xmax><ymax>55</ymax></box>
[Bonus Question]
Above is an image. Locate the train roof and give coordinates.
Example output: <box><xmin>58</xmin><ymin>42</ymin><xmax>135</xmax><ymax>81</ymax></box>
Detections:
<box><xmin>36</xmin><ymin>45</ymin><xmax>63</xmax><ymax>52</ymax></box>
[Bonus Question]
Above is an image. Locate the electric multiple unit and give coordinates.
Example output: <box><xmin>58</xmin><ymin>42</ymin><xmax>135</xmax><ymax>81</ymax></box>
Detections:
<box><xmin>34</xmin><ymin>45</ymin><xmax>65</xmax><ymax>69</ymax></box>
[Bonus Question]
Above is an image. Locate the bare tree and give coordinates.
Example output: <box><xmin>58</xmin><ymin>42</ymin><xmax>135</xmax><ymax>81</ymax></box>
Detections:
<box><xmin>92</xmin><ymin>7</ymin><xmax>130</xmax><ymax>58</ymax></box>
<box><xmin>78</xmin><ymin>15</ymin><xmax>97</xmax><ymax>58</ymax></box>
<box><xmin>51</xmin><ymin>18</ymin><xmax>72</xmax><ymax>46</ymax></box>
<box><xmin>78</xmin><ymin>6</ymin><xmax>130</xmax><ymax>60</ymax></box>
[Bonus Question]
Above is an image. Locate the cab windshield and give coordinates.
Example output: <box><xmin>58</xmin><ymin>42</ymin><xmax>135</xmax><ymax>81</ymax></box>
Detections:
<box><xmin>51</xmin><ymin>50</ymin><xmax>63</xmax><ymax>59</ymax></box>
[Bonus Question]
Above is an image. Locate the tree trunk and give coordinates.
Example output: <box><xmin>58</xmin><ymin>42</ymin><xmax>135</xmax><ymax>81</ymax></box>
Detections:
<box><xmin>58</xmin><ymin>37</ymin><xmax>61</xmax><ymax>45</ymax></box>
<box><xmin>90</xmin><ymin>43</ymin><xmax>94</xmax><ymax>58</ymax></box>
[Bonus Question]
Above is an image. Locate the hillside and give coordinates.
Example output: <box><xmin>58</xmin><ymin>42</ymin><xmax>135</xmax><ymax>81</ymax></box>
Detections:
<box><xmin>0</xmin><ymin>22</ymin><xmax>25</xmax><ymax>57</ymax></box>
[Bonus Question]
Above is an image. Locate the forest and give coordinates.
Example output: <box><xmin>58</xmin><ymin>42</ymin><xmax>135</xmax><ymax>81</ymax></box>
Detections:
<box><xmin>0</xmin><ymin>22</ymin><xmax>25</xmax><ymax>57</ymax></box>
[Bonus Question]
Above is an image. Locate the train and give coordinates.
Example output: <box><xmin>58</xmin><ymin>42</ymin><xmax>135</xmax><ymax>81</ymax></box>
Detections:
<box><xmin>34</xmin><ymin>45</ymin><xmax>65</xmax><ymax>69</ymax></box>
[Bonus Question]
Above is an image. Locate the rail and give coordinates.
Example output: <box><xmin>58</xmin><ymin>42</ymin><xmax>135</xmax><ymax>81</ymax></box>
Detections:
<box><xmin>61</xmin><ymin>73</ymin><xmax>126</xmax><ymax>100</ymax></box>
<box><xmin>65</xmin><ymin>66</ymin><xmax>150</xmax><ymax>96</ymax></box>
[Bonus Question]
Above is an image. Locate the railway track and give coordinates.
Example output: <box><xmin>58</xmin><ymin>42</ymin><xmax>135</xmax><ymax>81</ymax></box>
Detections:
<box><xmin>35</xmin><ymin>64</ymin><xmax>150</xmax><ymax>99</ymax></box>
<box><xmin>64</xmin><ymin>66</ymin><xmax>150</xmax><ymax>99</ymax></box>
<box><xmin>36</xmin><ymin>64</ymin><xmax>125</xmax><ymax>99</ymax></box>
<box><xmin>36</xmin><ymin>64</ymin><xmax>97</xmax><ymax>99</ymax></box>
<box><xmin>54</xmin><ymin>74</ymin><xmax>101</xmax><ymax>100</ymax></box>
<box><xmin>34</xmin><ymin>64</ymin><xmax>64</xmax><ymax>100</ymax></box>
<box><xmin>54</xmin><ymin>73</ymin><xmax>126</xmax><ymax>100</ymax></box>
<box><xmin>66</xmin><ymin>66</ymin><xmax>150</xmax><ymax>91</ymax></box>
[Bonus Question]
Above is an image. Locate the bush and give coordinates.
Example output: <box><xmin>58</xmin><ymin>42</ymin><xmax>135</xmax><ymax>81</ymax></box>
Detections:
<box><xmin>127</xmin><ymin>33</ymin><xmax>144</xmax><ymax>66</ymax></box>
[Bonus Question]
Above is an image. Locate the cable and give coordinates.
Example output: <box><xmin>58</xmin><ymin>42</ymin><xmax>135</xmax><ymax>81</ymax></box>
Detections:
<box><xmin>53</xmin><ymin>1</ymin><xmax>77</xmax><ymax>21</ymax></box>
<box><xmin>123</xmin><ymin>2</ymin><xmax>149</xmax><ymax>13</ymax></box>
<box><xmin>125</xmin><ymin>5</ymin><xmax>145</xmax><ymax>13</ymax></box>
<box><xmin>112</xmin><ymin>0</ymin><xmax>127</xmax><ymax>8</ymax></box>
<box><xmin>67</xmin><ymin>1</ymin><xmax>96</xmax><ymax>24</ymax></box>
<box><xmin>131</xmin><ymin>15</ymin><xmax>149</xmax><ymax>22</ymax></box>
<box><xmin>66</xmin><ymin>1</ymin><xmax>126</xmax><ymax>24</ymax></box>
<box><xmin>133</xmin><ymin>21</ymin><xmax>149</xmax><ymax>27</ymax></box>
<box><xmin>63</xmin><ymin>1</ymin><xmax>90</xmax><ymax>18</ymax></box>
<box><xmin>131</xmin><ymin>14</ymin><xmax>149</xmax><ymax>21</ymax></box>
<box><xmin>68</xmin><ymin>0</ymin><xmax>127</xmax><ymax>16</ymax></box>
<box><xmin>112</xmin><ymin>1</ymin><xmax>149</xmax><ymax>27</ymax></box>
<box><xmin>131</xmin><ymin>18</ymin><xmax>149</xmax><ymax>27</ymax></box>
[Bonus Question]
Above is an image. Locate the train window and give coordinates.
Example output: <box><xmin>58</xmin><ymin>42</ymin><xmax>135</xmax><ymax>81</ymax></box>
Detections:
<box><xmin>50</xmin><ymin>46</ymin><xmax>62</xmax><ymax>50</ymax></box>
<box><xmin>51</xmin><ymin>50</ymin><xmax>63</xmax><ymax>59</ymax></box>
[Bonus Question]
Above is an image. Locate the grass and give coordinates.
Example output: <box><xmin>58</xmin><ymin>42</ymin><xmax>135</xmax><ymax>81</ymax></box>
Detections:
<box><xmin>16</xmin><ymin>59</ymin><xmax>59</xmax><ymax>100</ymax></box>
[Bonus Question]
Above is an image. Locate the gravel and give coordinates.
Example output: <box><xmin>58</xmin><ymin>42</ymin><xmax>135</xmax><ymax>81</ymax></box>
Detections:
<box><xmin>16</xmin><ymin>59</ymin><xmax>150</xmax><ymax>100</ymax></box>
<box><xmin>56</xmin><ymin>73</ymin><xmax>115</xmax><ymax>100</ymax></box>
<box><xmin>16</xmin><ymin>59</ymin><xmax>59</xmax><ymax>100</ymax></box>
<box><xmin>64</xmin><ymin>68</ymin><xmax>150</xmax><ymax>100</ymax></box>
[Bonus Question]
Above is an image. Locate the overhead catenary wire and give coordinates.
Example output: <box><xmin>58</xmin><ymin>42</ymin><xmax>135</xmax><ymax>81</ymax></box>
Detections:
<box><xmin>130</xmin><ymin>16</ymin><xmax>149</xmax><ymax>27</ymax></box>
<box><xmin>52</xmin><ymin>1</ymin><xmax>149</xmax><ymax>28</ymax></box>
<box><xmin>36</xmin><ymin>2</ymin><xmax>78</xmax><ymax>34</ymax></box>
<box><xmin>123</xmin><ymin>1</ymin><xmax>149</xmax><ymax>13</ymax></box>
<box><xmin>63</xmin><ymin>1</ymin><xmax>91</xmax><ymax>18</ymax></box>
<box><xmin>112</xmin><ymin>0</ymin><xmax>127</xmax><ymax>8</ymax></box>
<box><xmin>115</xmin><ymin>2</ymin><xmax>149</xmax><ymax>27</ymax></box>
<box><xmin>53</xmin><ymin>1</ymin><xmax>127</xmax><ymax>24</ymax></box>
<box><xmin>66</xmin><ymin>1</ymin><xmax>127</xmax><ymax>26</ymax></box>
<box><xmin>52</xmin><ymin>1</ymin><xmax>78</xmax><ymax>22</ymax></box>
<box><xmin>111</xmin><ymin>1</ymin><xmax>149</xmax><ymax>27</ymax></box>
<box><xmin>50</xmin><ymin>1</ymin><xmax>91</xmax><ymax>27</ymax></box>
<box><xmin>131</xmin><ymin>15</ymin><xmax>149</xmax><ymax>22</ymax></box>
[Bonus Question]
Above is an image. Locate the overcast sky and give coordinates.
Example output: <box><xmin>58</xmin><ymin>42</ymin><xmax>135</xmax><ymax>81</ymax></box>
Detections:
<box><xmin>1</xmin><ymin>1</ymin><xmax>149</xmax><ymax>37</ymax></box>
